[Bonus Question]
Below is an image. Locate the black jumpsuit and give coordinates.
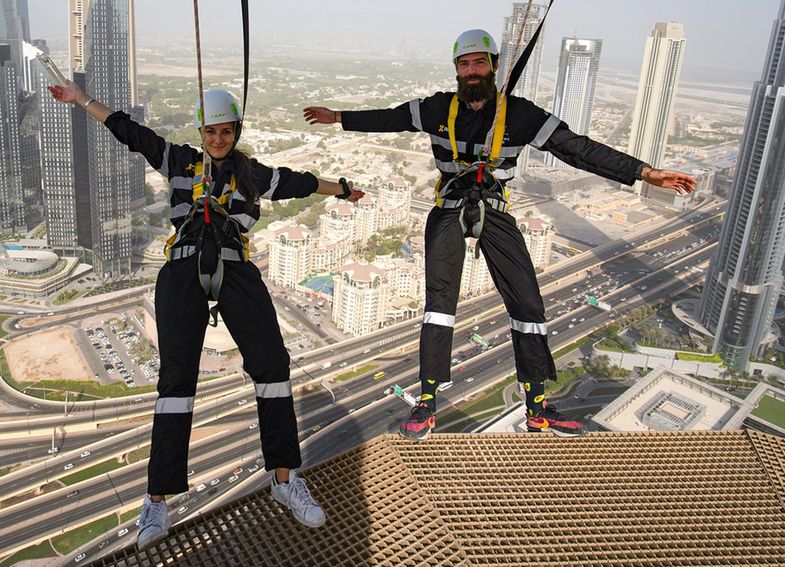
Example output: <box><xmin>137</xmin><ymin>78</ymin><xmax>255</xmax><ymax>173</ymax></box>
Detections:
<box><xmin>341</xmin><ymin>92</ymin><xmax>645</xmax><ymax>403</ymax></box>
<box><xmin>105</xmin><ymin>111</ymin><xmax>317</xmax><ymax>495</ymax></box>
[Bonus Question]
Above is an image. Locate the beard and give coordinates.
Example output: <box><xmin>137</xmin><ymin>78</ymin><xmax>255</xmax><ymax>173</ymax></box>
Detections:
<box><xmin>456</xmin><ymin>72</ymin><xmax>497</xmax><ymax>103</ymax></box>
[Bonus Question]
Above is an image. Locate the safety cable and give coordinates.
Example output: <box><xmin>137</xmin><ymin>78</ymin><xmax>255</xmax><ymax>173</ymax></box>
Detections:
<box><xmin>192</xmin><ymin>0</ymin><xmax>212</xmax><ymax>224</ymax></box>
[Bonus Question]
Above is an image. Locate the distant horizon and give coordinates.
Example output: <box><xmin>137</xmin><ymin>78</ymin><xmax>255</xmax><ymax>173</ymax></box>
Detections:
<box><xmin>26</xmin><ymin>0</ymin><xmax>781</xmax><ymax>87</ymax></box>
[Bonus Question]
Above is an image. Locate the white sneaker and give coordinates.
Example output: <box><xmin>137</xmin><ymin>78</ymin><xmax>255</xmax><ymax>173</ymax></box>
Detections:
<box><xmin>271</xmin><ymin>471</ymin><xmax>326</xmax><ymax>528</ymax></box>
<box><xmin>136</xmin><ymin>495</ymin><xmax>172</xmax><ymax>549</ymax></box>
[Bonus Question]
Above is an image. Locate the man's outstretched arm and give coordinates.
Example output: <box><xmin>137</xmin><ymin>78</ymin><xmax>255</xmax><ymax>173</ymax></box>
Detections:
<box><xmin>540</xmin><ymin>123</ymin><xmax>697</xmax><ymax>195</ymax></box>
<box><xmin>304</xmin><ymin>100</ymin><xmax>423</xmax><ymax>133</ymax></box>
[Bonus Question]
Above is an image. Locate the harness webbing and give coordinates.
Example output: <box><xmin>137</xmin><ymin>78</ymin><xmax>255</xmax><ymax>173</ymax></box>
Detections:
<box><xmin>448</xmin><ymin>94</ymin><xmax>508</xmax><ymax>164</ymax></box>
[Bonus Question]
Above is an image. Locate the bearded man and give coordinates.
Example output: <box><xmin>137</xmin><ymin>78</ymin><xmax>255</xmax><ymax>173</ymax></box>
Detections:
<box><xmin>304</xmin><ymin>29</ymin><xmax>696</xmax><ymax>440</ymax></box>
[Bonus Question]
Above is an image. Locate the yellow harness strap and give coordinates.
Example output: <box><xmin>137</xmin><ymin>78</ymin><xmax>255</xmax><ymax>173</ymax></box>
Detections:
<box><xmin>447</xmin><ymin>93</ymin><xmax>508</xmax><ymax>162</ymax></box>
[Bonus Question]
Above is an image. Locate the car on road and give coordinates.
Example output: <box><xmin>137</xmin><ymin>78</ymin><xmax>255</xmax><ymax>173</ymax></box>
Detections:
<box><xmin>237</xmin><ymin>399</ymin><xmax>248</xmax><ymax>406</ymax></box>
<box><xmin>117</xmin><ymin>528</ymin><xmax>129</xmax><ymax>537</ymax></box>
<box><xmin>47</xmin><ymin>447</ymin><xmax>59</xmax><ymax>455</ymax></box>
<box><xmin>472</xmin><ymin>325</ymin><xmax>479</xmax><ymax>331</ymax></box>
<box><xmin>228</xmin><ymin>475</ymin><xmax>239</xmax><ymax>483</ymax></box>
<box><xmin>66</xmin><ymin>489</ymin><xmax>79</xmax><ymax>499</ymax></box>
<box><xmin>64</xmin><ymin>463</ymin><xmax>74</xmax><ymax>471</ymax></box>
<box><xmin>568</xmin><ymin>324</ymin><xmax>574</xmax><ymax>329</ymax></box>
<box><xmin>80</xmin><ymin>451</ymin><xmax>91</xmax><ymax>458</ymax></box>
<box><xmin>74</xmin><ymin>552</ymin><xmax>87</xmax><ymax>562</ymax></box>
<box><xmin>210</xmin><ymin>478</ymin><xmax>220</xmax><ymax>486</ymax></box>
<box><xmin>195</xmin><ymin>483</ymin><xmax>206</xmax><ymax>492</ymax></box>
<box><xmin>248</xmin><ymin>423</ymin><xmax>258</xmax><ymax>429</ymax></box>
<box><xmin>177</xmin><ymin>506</ymin><xmax>189</xmax><ymax>515</ymax></box>
<box><xmin>466</xmin><ymin>377</ymin><xmax>475</xmax><ymax>383</ymax></box>
<box><xmin>551</xmin><ymin>330</ymin><xmax>559</xmax><ymax>335</ymax></box>
<box><xmin>233</xmin><ymin>467</ymin><xmax>243</xmax><ymax>475</ymax></box>
<box><xmin>312</xmin><ymin>425</ymin><xmax>321</xmax><ymax>432</ymax></box>
<box><xmin>362</xmin><ymin>348</ymin><xmax>371</xmax><ymax>354</ymax></box>
<box><xmin>98</xmin><ymin>539</ymin><xmax>110</xmax><ymax>549</ymax></box>
<box><xmin>248</xmin><ymin>464</ymin><xmax>259</xmax><ymax>473</ymax></box>
<box><xmin>187</xmin><ymin>469</ymin><xmax>195</xmax><ymax>477</ymax></box>
<box><xmin>339</xmin><ymin>361</ymin><xmax>348</xmax><ymax>367</ymax></box>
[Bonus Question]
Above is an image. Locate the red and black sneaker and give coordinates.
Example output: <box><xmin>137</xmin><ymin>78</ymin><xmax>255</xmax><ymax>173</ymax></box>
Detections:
<box><xmin>399</xmin><ymin>403</ymin><xmax>436</xmax><ymax>441</ymax></box>
<box><xmin>526</xmin><ymin>403</ymin><xmax>586</xmax><ymax>437</ymax></box>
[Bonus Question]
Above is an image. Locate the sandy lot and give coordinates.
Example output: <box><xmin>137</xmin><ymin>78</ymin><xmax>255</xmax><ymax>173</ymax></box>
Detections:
<box><xmin>4</xmin><ymin>326</ymin><xmax>90</xmax><ymax>382</ymax></box>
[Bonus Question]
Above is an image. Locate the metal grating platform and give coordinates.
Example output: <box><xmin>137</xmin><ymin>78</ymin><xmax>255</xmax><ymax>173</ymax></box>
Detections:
<box><xmin>89</xmin><ymin>430</ymin><xmax>785</xmax><ymax>566</ymax></box>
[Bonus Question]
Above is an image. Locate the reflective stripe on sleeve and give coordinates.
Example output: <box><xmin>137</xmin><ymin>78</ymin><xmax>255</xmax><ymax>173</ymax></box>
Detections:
<box><xmin>255</xmin><ymin>382</ymin><xmax>293</xmax><ymax>398</ymax></box>
<box><xmin>155</xmin><ymin>397</ymin><xmax>195</xmax><ymax>414</ymax></box>
<box><xmin>509</xmin><ymin>317</ymin><xmax>548</xmax><ymax>335</ymax></box>
<box><xmin>261</xmin><ymin>169</ymin><xmax>280</xmax><ymax>200</ymax></box>
<box><xmin>423</xmin><ymin>311</ymin><xmax>456</xmax><ymax>327</ymax></box>
<box><xmin>409</xmin><ymin>100</ymin><xmax>423</xmax><ymax>131</ymax></box>
<box><xmin>530</xmin><ymin>114</ymin><xmax>562</xmax><ymax>149</ymax></box>
<box><xmin>158</xmin><ymin>142</ymin><xmax>171</xmax><ymax>177</ymax></box>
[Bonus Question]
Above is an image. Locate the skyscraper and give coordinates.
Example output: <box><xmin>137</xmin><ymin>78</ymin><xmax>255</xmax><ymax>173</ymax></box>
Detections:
<box><xmin>84</xmin><ymin>0</ymin><xmax>133</xmax><ymax>276</ymax></box>
<box><xmin>545</xmin><ymin>37</ymin><xmax>602</xmax><ymax>168</ymax></box>
<box><xmin>30</xmin><ymin>49</ymin><xmax>77</xmax><ymax>252</ymax></box>
<box><xmin>497</xmin><ymin>2</ymin><xmax>547</xmax><ymax>179</ymax></box>
<box><xmin>0</xmin><ymin>0</ymin><xmax>29</xmax><ymax>83</ymax></box>
<box><xmin>627</xmin><ymin>22</ymin><xmax>686</xmax><ymax>207</ymax></box>
<box><xmin>698</xmin><ymin>2</ymin><xmax>785</xmax><ymax>371</ymax></box>
<box><xmin>0</xmin><ymin>44</ymin><xmax>24</xmax><ymax>232</ymax></box>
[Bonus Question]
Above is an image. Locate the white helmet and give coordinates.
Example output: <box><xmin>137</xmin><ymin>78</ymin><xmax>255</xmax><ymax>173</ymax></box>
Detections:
<box><xmin>452</xmin><ymin>29</ymin><xmax>498</xmax><ymax>62</ymax></box>
<box><xmin>193</xmin><ymin>89</ymin><xmax>242</xmax><ymax>128</ymax></box>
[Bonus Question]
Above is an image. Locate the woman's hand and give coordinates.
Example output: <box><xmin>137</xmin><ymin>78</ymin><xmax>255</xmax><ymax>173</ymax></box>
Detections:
<box><xmin>47</xmin><ymin>80</ymin><xmax>85</xmax><ymax>105</ymax></box>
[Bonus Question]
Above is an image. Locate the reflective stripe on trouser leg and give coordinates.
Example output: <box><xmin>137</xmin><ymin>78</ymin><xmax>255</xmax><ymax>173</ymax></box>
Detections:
<box><xmin>477</xmin><ymin>207</ymin><xmax>557</xmax><ymax>381</ymax></box>
<box><xmin>148</xmin><ymin>257</ymin><xmax>209</xmax><ymax>495</ymax></box>
<box><xmin>216</xmin><ymin>260</ymin><xmax>301</xmax><ymax>471</ymax></box>
<box><xmin>421</xmin><ymin>207</ymin><xmax>465</xmax><ymax>387</ymax></box>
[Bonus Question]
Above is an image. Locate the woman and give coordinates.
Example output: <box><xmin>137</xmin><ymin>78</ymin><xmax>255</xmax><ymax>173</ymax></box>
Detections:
<box><xmin>49</xmin><ymin>82</ymin><xmax>363</xmax><ymax>548</ymax></box>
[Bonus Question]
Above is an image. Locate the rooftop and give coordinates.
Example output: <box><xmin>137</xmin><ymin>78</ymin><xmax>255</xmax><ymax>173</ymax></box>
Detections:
<box><xmin>91</xmin><ymin>431</ymin><xmax>785</xmax><ymax>566</ymax></box>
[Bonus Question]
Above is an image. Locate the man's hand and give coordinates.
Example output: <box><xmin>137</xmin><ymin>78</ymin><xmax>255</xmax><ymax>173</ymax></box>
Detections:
<box><xmin>641</xmin><ymin>167</ymin><xmax>697</xmax><ymax>196</ymax></box>
<box><xmin>303</xmin><ymin>106</ymin><xmax>339</xmax><ymax>125</ymax></box>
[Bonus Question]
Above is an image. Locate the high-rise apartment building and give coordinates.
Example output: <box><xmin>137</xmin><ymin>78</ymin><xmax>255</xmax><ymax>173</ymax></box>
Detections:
<box><xmin>627</xmin><ymin>22</ymin><xmax>686</xmax><ymax>208</ymax></box>
<box><xmin>518</xmin><ymin>217</ymin><xmax>552</xmax><ymax>269</ymax></box>
<box><xmin>460</xmin><ymin>241</ymin><xmax>494</xmax><ymax>298</ymax></box>
<box><xmin>84</xmin><ymin>0</ymin><xmax>133</xmax><ymax>276</ymax></box>
<box><xmin>497</xmin><ymin>2</ymin><xmax>547</xmax><ymax>179</ymax></box>
<box><xmin>545</xmin><ymin>37</ymin><xmax>602</xmax><ymax>168</ymax></box>
<box><xmin>331</xmin><ymin>262</ymin><xmax>388</xmax><ymax>336</ymax></box>
<box><xmin>268</xmin><ymin>224</ymin><xmax>310</xmax><ymax>289</ymax></box>
<box><xmin>698</xmin><ymin>2</ymin><xmax>785</xmax><ymax>371</ymax></box>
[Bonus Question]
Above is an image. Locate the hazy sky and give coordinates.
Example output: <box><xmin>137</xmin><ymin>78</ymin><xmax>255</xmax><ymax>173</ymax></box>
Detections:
<box><xmin>27</xmin><ymin>0</ymin><xmax>782</xmax><ymax>79</ymax></box>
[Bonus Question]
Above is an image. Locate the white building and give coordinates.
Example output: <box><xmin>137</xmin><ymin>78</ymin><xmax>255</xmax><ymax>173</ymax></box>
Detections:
<box><xmin>332</xmin><ymin>261</ymin><xmax>388</xmax><ymax>336</ymax></box>
<box><xmin>627</xmin><ymin>22</ymin><xmax>687</xmax><ymax>208</ymax></box>
<box><xmin>376</xmin><ymin>176</ymin><xmax>411</xmax><ymax>231</ymax></box>
<box><xmin>518</xmin><ymin>216</ymin><xmax>552</xmax><ymax>269</ymax></box>
<box><xmin>353</xmin><ymin>193</ymin><xmax>376</xmax><ymax>244</ymax></box>
<box><xmin>268</xmin><ymin>224</ymin><xmax>311</xmax><ymax>289</ymax></box>
<box><xmin>545</xmin><ymin>37</ymin><xmax>602</xmax><ymax>168</ymax></box>
<box><xmin>460</xmin><ymin>240</ymin><xmax>494</xmax><ymax>298</ymax></box>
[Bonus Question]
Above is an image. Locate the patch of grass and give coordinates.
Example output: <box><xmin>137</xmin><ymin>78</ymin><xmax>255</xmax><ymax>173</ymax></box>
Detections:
<box><xmin>51</xmin><ymin>513</ymin><xmax>119</xmax><ymax>555</ymax></box>
<box><xmin>438</xmin><ymin>375</ymin><xmax>517</xmax><ymax>426</ymax></box>
<box><xmin>119</xmin><ymin>509</ymin><xmax>139</xmax><ymax>523</ymax></box>
<box><xmin>595</xmin><ymin>338</ymin><xmax>635</xmax><ymax>353</ymax></box>
<box><xmin>675</xmin><ymin>351</ymin><xmax>723</xmax><ymax>363</ymax></box>
<box><xmin>15</xmin><ymin>378</ymin><xmax>156</xmax><ymax>401</ymax></box>
<box><xmin>334</xmin><ymin>364</ymin><xmax>378</xmax><ymax>382</ymax></box>
<box><xmin>751</xmin><ymin>395</ymin><xmax>785</xmax><ymax>428</ymax></box>
<box><xmin>0</xmin><ymin>315</ymin><xmax>8</xmax><ymax>339</ymax></box>
<box><xmin>0</xmin><ymin>540</ymin><xmax>57</xmax><ymax>567</ymax></box>
<box><xmin>126</xmin><ymin>446</ymin><xmax>151</xmax><ymax>464</ymax></box>
<box><xmin>547</xmin><ymin>365</ymin><xmax>585</xmax><ymax>396</ymax></box>
<box><xmin>60</xmin><ymin>458</ymin><xmax>125</xmax><ymax>486</ymax></box>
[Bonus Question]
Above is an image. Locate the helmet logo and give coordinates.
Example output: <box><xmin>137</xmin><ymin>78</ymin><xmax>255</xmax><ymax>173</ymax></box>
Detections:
<box><xmin>453</xmin><ymin>41</ymin><xmax>459</xmax><ymax>54</ymax></box>
<box><xmin>483</xmin><ymin>36</ymin><xmax>491</xmax><ymax>48</ymax></box>
<box><xmin>197</xmin><ymin>108</ymin><xmax>203</xmax><ymax>122</ymax></box>
<box><xmin>230</xmin><ymin>102</ymin><xmax>239</xmax><ymax>117</ymax></box>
